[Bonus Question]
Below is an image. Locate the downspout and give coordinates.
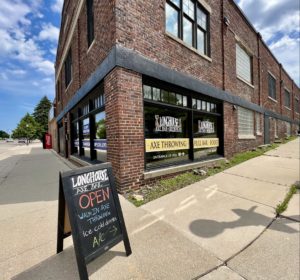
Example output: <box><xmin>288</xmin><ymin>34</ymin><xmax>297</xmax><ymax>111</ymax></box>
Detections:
<box><xmin>279</xmin><ymin>64</ymin><xmax>283</xmax><ymax>115</ymax></box>
<box><xmin>221</xmin><ymin>0</ymin><xmax>226</xmax><ymax>91</ymax></box>
<box><xmin>257</xmin><ymin>33</ymin><xmax>262</xmax><ymax>106</ymax></box>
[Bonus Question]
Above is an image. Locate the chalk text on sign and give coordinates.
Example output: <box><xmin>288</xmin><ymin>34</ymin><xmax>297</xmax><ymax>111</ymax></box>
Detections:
<box><xmin>79</xmin><ymin>187</ymin><xmax>110</xmax><ymax>209</ymax></box>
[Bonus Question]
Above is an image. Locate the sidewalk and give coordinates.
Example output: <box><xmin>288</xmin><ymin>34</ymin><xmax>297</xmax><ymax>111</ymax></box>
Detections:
<box><xmin>0</xmin><ymin>140</ymin><xmax>299</xmax><ymax>279</ymax></box>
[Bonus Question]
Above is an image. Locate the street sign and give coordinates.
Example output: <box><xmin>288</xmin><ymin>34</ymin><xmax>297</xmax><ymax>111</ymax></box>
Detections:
<box><xmin>57</xmin><ymin>163</ymin><xmax>131</xmax><ymax>280</ymax></box>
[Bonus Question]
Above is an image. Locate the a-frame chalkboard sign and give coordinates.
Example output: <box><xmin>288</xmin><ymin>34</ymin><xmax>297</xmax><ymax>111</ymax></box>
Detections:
<box><xmin>57</xmin><ymin>163</ymin><xmax>131</xmax><ymax>280</ymax></box>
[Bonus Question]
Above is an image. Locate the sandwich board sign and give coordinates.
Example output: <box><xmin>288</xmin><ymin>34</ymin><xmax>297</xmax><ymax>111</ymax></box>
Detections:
<box><xmin>56</xmin><ymin>163</ymin><xmax>131</xmax><ymax>280</ymax></box>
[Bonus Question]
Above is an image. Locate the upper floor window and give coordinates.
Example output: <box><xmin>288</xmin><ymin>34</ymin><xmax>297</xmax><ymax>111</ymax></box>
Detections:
<box><xmin>64</xmin><ymin>49</ymin><xmax>72</xmax><ymax>88</ymax></box>
<box><xmin>56</xmin><ymin>81</ymin><xmax>61</xmax><ymax>102</ymax></box>
<box><xmin>236</xmin><ymin>44</ymin><xmax>252</xmax><ymax>84</ymax></box>
<box><xmin>86</xmin><ymin>0</ymin><xmax>94</xmax><ymax>47</ymax></box>
<box><xmin>295</xmin><ymin>98</ymin><xmax>299</xmax><ymax>114</ymax></box>
<box><xmin>268</xmin><ymin>73</ymin><xmax>276</xmax><ymax>100</ymax></box>
<box><xmin>165</xmin><ymin>0</ymin><xmax>210</xmax><ymax>56</ymax></box>
<box><xmin>284</xmin><ymin>89</ymin><xmax>290</xmax><ymax>108</ymax></box>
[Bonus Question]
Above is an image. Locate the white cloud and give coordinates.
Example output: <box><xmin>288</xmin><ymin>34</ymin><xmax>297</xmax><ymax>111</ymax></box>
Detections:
<box><xmin>51</xmin><ymin>0</ymin><xmax>63</xmax><ymax>13</ymax></box>
<box><xmin>235</xmin><ymin>0</ymin><xmax>300</xmax><ymax>85</ymax></box>
<box><xmin>8</xmin><ymin>69</ymin><xmax>26</xmax><ymax>76</ymax></box>
<box><xmin>0</xmin><ymin>1</ymin><xmax>56</xmax><ymax>77</ymax></box>
<box><xmin>38</xmin><ymin>23</ymin><xmax>59</xmax><ymax>42</ymax></box>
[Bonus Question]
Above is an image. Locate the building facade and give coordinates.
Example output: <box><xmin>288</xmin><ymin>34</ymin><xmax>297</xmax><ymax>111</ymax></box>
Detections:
<box><xmin>54</xmin><ymin>0</ymin><xmax>300</xmax><ymax>192</ymax></box>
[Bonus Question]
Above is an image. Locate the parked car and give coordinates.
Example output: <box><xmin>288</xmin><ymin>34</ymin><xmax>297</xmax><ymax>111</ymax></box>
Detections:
<box><xmin>18</xmin><ymin>139</ymin><xmax>26</xmax><ymax>143</ymax></box>
<box><xmin>6</xmin><ymin>138</ymin><xmax>14</xmax><ymax>142</ymax></box>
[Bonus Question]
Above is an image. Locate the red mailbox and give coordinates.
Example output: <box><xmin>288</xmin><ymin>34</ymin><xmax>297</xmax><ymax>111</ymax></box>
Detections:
<box><xmin>45</xmin><ymin>133</ymin><xmax>52</xmax><ymax>149</ymax></box>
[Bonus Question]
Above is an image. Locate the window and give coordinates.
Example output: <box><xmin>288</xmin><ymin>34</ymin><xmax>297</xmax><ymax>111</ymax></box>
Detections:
<box><xmin>165</xmin><ymin>0</ymin><xmax>210</xmax><ymax>56</ymax></box>
<box><xmin>94</xmin><ymin>112</ymin><xmax>107</xmax><ymax>162</ymax></box>
<box><xmin>143</xmin><ymin>82</ymin><xmax>222</xmax><ymax>170</ymax></box>
<box><xmin>86</xmin><ymin>0</ymin><xmax>94</xmax><ymax>47</ymax></box>
<box><xmin>274</xmin><ymin>119</ymin><xmax>278</xmax><ymax>138</ymax></box>
<box><xmin>284</xmin><ymin>89</ymin><xmax>290</xmax><ymax>108</ymax></box>
<box><xmin>64</xmin><ymin>49</ymin><xmax>72</xmax><ymax>88</ymax></box>
<box><xmin>143</xmin><ymin>85</ymin><xmax>188</xmax><ymax>107</ymax></box>
<box><xmin>295</xmin><ymin>99</ymin><xmax>299</xmax><ymax>114</ymax></box>
<box><xmin>256</xmin><ymin>113</ymin><xmax>261</xmax><ymax>134</ymax></box>
<box><xmin>56</xmin><ymin>81</ymin><xmax>61</xmax><ymax>102</ymax></box>
<box><xmin>236</xmin><ymin>44</ymin><xmax>252</xmax><ymax>84</ymax></box>
<box><xmin>268</xmin><ymin>73</ymin><xmax>276</xmax><ymax>100</ymax></box>
<box><xmin>238</xmin><ymin>107</ymin><xmax>254</xmax><ymax>138</ymax></box>
<box><xmin>286</xmin><ymin>122</ymin><xmax>291</xmax><ymax>137</ymax></box>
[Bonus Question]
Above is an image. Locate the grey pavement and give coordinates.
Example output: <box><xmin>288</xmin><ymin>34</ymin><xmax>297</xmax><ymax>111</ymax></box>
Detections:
<box><xmin>0</xmin><ymin>139</ymin><xmax>299</xmax><ymax>279</ymax></box>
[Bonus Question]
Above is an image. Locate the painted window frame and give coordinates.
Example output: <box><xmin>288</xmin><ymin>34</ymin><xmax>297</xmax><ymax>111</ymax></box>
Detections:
<box><xmin>236</xmin><ymin>43</ymin><xmax>253</xmax><ymax>85</ymax></box>
<box><xmin>165</xmin><ymin>0</ymin><xmax>210</xmax><ymax>56</ymax></box>
<box><xmin>86</xmin><ymin>0</ymin><xmax>94</xmax><ymax>47</ymax></box>
<box><xmin>238</xmin><ymin>107</ymin><xmax>255</xmax><ymax>139</ymax></box>
<box><xmin>64</xmin><ymin>49</ymin><xmax>72</xmax><ymax>89</ymax></box>
<box><xmin>268</xmin><ymin>73</ymin><xmax>276</xmax><ymax>100</ymax></box>
<box><xmin>284</xmin><ymin>89</ymin><xmax>291</xmax><ymax>109</ymax></box>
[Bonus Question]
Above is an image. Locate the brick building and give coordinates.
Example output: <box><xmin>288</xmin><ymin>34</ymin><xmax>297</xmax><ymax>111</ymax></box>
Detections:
<box><xmin>54</xmin><ymin>0</ymin><xmax>300</xmax><ymax>192</ymax></box>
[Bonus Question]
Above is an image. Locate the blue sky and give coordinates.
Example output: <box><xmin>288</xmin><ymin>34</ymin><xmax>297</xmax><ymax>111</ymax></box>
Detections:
<box><xmin>0</xmin><ymin>0</ymin><xmax>299</xmax><ymax>135</ymax></box>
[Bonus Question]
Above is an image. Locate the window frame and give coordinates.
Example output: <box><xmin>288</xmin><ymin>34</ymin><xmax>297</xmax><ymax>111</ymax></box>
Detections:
<box><xmin>64</xmin><ymin>49</ymin><xmax>72</xmax><ymax>89</ymax></box>
<box><xmin>284</xmin><ymin>89</ymin><xmax>291</xmax><ymax>109</ymax></box>
<box><xmin>268</xmin><ymin>72</ymin><xmax>276</xmax><ymax>100</ymax></box>
<box><xmin>86</xmin><ymin>0</ymin><xmax>94</xmax><ymax>47</ymax></box>
<box><xmin>238</xmin><ymin>107</ymin><xmax>255</xmax><ymax>139</ymax></box>
<box><xmin>143</xmin><ymin>78</ymin><xmax>223</xmax><ymax>170</ymax></box>
<box><xmin>165</xmin><ymin>0</ymin><xmax>210</xmax><ymax>56</ymax></box>
<box><xmin>236</xmin><ymin>43</ymin><xmax>253</xmax><ymax>85</ymax></box>
<box><xmin>295</xmin><ymin>98</ymin><xmax>299</xmax><ymax>114</ymax></box>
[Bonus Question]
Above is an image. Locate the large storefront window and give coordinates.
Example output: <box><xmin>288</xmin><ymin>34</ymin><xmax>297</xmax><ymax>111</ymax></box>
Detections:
<box><xmin>82</xmin><ymin>118</ymin><xmax>90</xmax><ymax>158</ymax></box>
<box><xmin>73</xmin><ymin>121</ymin><xmax>79</xmax><ymax>155</ymax></box>
<box><xmin>145</xmin><ymin>105</ymin><xmax>190</xmax><ymax>169</ymax></box>
<box><xmin>193</xmin><ymin>112</ymin><xmax>219</xmax><ymax>160</ymax></box>
<box><xmin>144</xmin><ymin>82</ymin><xmax>223</xmax><ymax>170</ymax></box>
<box><xmin>70</xmin><ymin>83</ymin><xmax>106</xmax><ymax>163</ymax></box>
<box><xmin>94</xmin><ymin>112</ymin><xmax>107</xmax><ymax>162</ymax></box>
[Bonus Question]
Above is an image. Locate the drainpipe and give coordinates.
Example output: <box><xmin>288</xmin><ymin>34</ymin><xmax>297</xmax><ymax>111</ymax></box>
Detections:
<box><xmin>279</xmin><ymin>64</ymin><xmax>283</xmax><ymax>115</ymax></box>
<box><xmin>257</xmin><ymin>33</ymin><xmax>262</xmax><ymax>107</ymax></box>
<box><xmin>221</xmin><ymin>0</ymin><xmax>226</xmax><ymax>91</ymax></box>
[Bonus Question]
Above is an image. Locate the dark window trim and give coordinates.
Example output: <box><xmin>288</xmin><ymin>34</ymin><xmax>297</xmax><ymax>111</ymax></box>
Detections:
<box><xmin>143</xmin><ymin>77</ymin><xmax>223</xmax><ymax>171</ymax></box>
<box><xmin>166</xmin><ymin>0</ymin><xmax>210</xmax><ymax>56</ymax></box>
<box><xmin>86</xmin><ymin>0</ymin><xmax>94</xmax><ymax>47</ymax></box>
<box><xmin>64</xmin><ymin>49</ymin><xmax>72</xmax><ymax>89</ymax></box>
<box><xmin>268</xmin><ymin>73</ymin><xmax>276</xmax><ymax>100</ymax></box>
<box><xmin>284</xmin><ymin>89</ymin><xmax>291</xmax><ymax>108</ymax></box>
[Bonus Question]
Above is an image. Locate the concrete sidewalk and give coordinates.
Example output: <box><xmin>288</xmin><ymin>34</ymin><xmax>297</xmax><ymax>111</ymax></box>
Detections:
<box><xmin>0</xmin><ymin>139</ymin><xmax>299</xmax><ymax>279</ymax></box>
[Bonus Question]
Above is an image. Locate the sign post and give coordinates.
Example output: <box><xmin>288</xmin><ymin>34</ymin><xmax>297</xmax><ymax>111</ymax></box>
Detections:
<box><xmin>57</xmin><ymin>163</ymin><xmax>131</xmax><ymax>280</ymax></box>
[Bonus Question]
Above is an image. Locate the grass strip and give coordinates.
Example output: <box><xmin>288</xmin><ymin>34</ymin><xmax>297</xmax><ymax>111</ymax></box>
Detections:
<box><xmin>128</xmin><ymin>137</ymin><xmax>296</xmax><ymax>207</ymax></box>
<box><xmin>276</xmin><ymin>185</ymin><xmax>298</xmax><ymax>215</ymax></box>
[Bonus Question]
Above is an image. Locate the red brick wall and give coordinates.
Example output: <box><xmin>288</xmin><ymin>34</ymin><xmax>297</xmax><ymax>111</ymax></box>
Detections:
<box><xmin>223</xmin><ymin>102</ymin><xmax>264</xmax><ymax>158</ymax></box>
<box><xmin>55</xmin><ymin>0</ymin><xmax>116</xmax><ymax>116</ymax></box>
<box><xmin>116</xmin><ymin>0</ymin><xmax>223</xmax><ymax>89</ymax></box>
<box><xmin>104</xmin><ymin>67</ymin><xmax>144</xmax><ymax>192</ymax></box>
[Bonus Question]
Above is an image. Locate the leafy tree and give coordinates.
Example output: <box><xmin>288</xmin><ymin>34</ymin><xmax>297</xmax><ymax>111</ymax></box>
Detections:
<box><xmin>0</xmin><ymin>130</ymin><xmax>9</xmax><ymax>139</ymax></box>
<box><xmin>12</xmin><ymin>113</ymin><xmax>40</xmax><ymax>144</ymax></box>
<box><xmin>96</xmin><ymin>119</ymin><xmax>106</xmax><ymax>139</ymax></box>
<box><xmin>33</xmin><ymin>96</ymin><xmax>52</xmax><ymax>139</ymax></box>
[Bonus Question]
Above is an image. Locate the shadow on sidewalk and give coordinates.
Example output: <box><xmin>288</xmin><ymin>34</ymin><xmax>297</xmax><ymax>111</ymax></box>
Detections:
<box><xmin>190</xmin><ymin>206</ymin><xmax>298</xmax><ymax>238</ymax></box>
<box><xmin>12</xmin><ymin>245</ymin><xmax>127</xmax><ymax>280</ymax></box>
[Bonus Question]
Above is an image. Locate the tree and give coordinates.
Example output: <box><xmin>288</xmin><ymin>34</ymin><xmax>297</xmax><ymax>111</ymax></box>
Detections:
<box><xmin>0</xmin><ymin>130</ymin><xmax>9</xmax><ymax>139</ymax></box>
<box><xmin>12</xmin><ymin>113</ymin><xmax>40</xmax><ymax>144</ymax></box>
<box><xmin>33</xmin><ymin>96</ymin><xmax>52</xmax><ymax>140</ymax></box>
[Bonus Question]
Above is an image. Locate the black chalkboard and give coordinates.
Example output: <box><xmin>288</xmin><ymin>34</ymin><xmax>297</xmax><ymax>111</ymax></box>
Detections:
<box><xmin>57</xmin><ymin>163</ymin><xmax>131</xmax><ymax>280</ymax></box>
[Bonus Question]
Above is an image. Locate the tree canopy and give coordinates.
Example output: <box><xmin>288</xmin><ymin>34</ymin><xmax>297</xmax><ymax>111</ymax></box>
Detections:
<box><xmin>33</xmin><ymin>96</ymin><xmax>52</xmax><ymax>139</ymax></box>
<box><xmin>12</xmin><ymin>113</ymin><xmax>40</xmax><ymax>141</ymax></box>
<box><xmin>0</xmin><ymin>130</ymin><xmax>9</xmax><ymax>139</ymax></box>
